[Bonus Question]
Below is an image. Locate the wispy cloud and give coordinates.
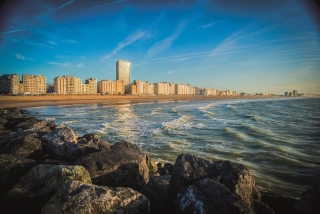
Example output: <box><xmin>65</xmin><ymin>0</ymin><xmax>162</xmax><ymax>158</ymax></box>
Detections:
<box><xmin>200</xmin><ymin>22</ymin><xmax>215</xmax><ymax>29</ymax></box>
<box><xmin>48</xmin><ymin>41</ymin><xmax>57</xmax><ymax>45</ymax></box>
<box><xmin>59</xmin><ymin>0</ymin><xmax>75</xmax><ymax>9</ymax></box>
<box><xmin>16</xmin><ymin>53</ymin><xmax>34</xmax><ymax>61</ymax></box>
<box><xmin>55</xmin><ymin>55</ymin><xmax>67</xmax><ymax>58</ymax></box>
<box><xmin>48</xmin><ymin>62</ymin><xmax>72</xmax><ymax>68</ymax></box>
<box><xmin>92</xmin><ymin>0</ymin><xmax>128</xmax><ymax>9</ymax></box>
<box><xmin>76</xmin><ymin>63</ymin><xmax>84</xmax><ymax>68</ymax></box>
<box><xmin>101</xmin><ymin>29</ymin><xmax>146</xmax><ymax>61</ymax></box>
<box><xmin>63</xmin><ymin>40</ymin><xmax>77</xmax><ymax>43</ymax></box>
<box><xmin>16</xmin><ymin>54</ymin><xmax>25</xmax><ymax>61</ymax></box>
<box><xmin>81</xmin><ymin>56</ymin><xmax>86</xmax><ymax>59</ymax></box>
<box><xmin>147</xmin><ymin>22</ymin><xmax>185</xmax><ymax>58</ymax></box>
<box><xmin>19</xmin><ymin>38</ymin><xmax>54</xmax><ymax>48</ymax></box>
<box><xmin>167</xmin><ymin>70</ymin><xmax>176</xmax><ymax>74</ymax></box>
<box><xmin>0</xmin><ymin>29</ymin><xmax>26</xmax><ymax>35</ymax></box>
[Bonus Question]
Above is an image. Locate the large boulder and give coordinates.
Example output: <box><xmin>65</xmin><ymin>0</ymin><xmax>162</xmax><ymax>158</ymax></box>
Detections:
<box><xmin>42</xmin><ymin>180</ymin><xmax>150</xmax><ymax>214</ymax></box>
<box><xmin>5</xmin><ymin>116</ymin><xmax>39</xmax><ymax>131</ymax></box>
<box><xmin>0</xmin><ymin>131</ymin><xmax>48</xmax><ymax>161</ymax></box>
<box><xmin>0</xmin><ymin>154</ymin><xmax>36</xmax><ymax>198</ymax></box>
<box><xmin>3</xmin><ymin>164</ymin><xmax>91</xmax><ymax>214</ymax></box>
<box><xmin>169</xmin><ymin>154</ymin><xmax>256</xmax><ymax>207</ymax></box>
<box><xmin>0</xmin><ymin>108</ymin><xmax>22</xmax><ymax>119</ymax></box>
<box><xmin>76</xmin><ymin>141</ymin><xmax>149</xmax><ymax>189</ymax></box>
<box><xmin>292</xmin><ymin>181</ymin><xmax>320</xmax><ymax>214</ymax></box>
<box><xmin>176</xmin><ymin>178</ymin><xmax>254</xmax><ymax>214</ymax></box>
<box><xmin>41</xmin><ymin>127</ymin><xmax>111</xmax><ymax>162</ymax></box>
<box><xmin>139</xmin><ymin>175</ymin><xmax>171</xmax><ymax>213</ymax></box>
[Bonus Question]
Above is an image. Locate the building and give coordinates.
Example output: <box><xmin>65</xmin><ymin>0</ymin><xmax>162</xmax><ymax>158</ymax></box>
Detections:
<box><xmin>54</xmin><ymin>76</ymin><xmax>82</xmax><ymax>94</ymax></box>
<box><xmin>116</xmin><ymin>60</ymin><xmax>130</xmax><ymax>87</ymax></box>
<box><xmin>0</xmin><ymin>74</ymin><xmax>20</xmax><ymax>94</ymax></box>
<box><xmin>293</xmin><ymin>90</ymin><xmax>298</xmax><ymax>97</ymax></box>
<box><xmin>98</xmin><ymin>80</ymin><xmax>124</xmax><ymax>94</ymax></box>
<box><xmin>22</xmin><ymin>74</ymin><xmax>46</xmax><ymax>94</ymax></box>
<box><xmin>83</xmin><ymin>78</ymin><xmax>97</xmax><ymax>94</ymax></box>
<box><xmin>175</xmin><ymin>84</ymin><xmax>190</xmax><ymax>95</ymax></box>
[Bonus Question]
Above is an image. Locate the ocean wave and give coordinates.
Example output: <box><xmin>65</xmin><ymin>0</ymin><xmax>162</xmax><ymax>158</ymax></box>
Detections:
<box><xmin>223</xmin><ymin>127</ymin><xmax>249</xmax><ymax>141</ymax></box>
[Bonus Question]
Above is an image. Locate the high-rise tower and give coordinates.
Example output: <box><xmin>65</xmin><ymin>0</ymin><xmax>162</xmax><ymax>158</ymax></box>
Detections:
<box><xmin>116</xmin><ymin>60</ymin><xmax>130</xmax><ymax>86</ymax></box>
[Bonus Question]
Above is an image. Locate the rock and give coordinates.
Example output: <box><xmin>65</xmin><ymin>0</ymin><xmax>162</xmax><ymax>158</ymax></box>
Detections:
<box><xmin>176</xmin><ymin>178</ymin><xmax>254</xmax><ymax>214</ymax></box>
<box><xmin>0</xmin><ymin>132</ymin><xmax>44</xmax><ymax>161</ymax></box>
<box><xmin>41</xmin><ymin>127</ymin><xmax>111</xmax><ymax>162</ymax></box>
<box><xmin>157</xmin><ymin>162</ymin><xmax>174</xmax><ymax>176</ymax></box>
<box><xmin>169</xmin><ymin>154</ymin><xmax>256</xmax><ymax>207</ymax></box>
<box><xmin>139</xmin><ymin>175</ymin><xmax>171</xmax><ymax>213</ymax></box>
<box><xmin>39</xmin><ymin>159</ymin><xmax>76</xmax><ymax>165</ymax></box>
<box><xmin>76</xmin><ymin>141</ymin><xmax>149</xmax><ymax>189</ymax></box>
<box><xmin>0</xmin><ymin>154</ymin><xmax>36</xmax><ymax>198</ymax></box>
<box><xmin>46</xmin><ymin>121</ymin><xmax>57</xmax><ymax>130</ymax></box>
<box><xmin>3</xmin><ymin>164</ymin><xmax>91</xmax><ymax>214</ymax></box>
<box><xmin>5</xmin><ymin>116</ymin><xmax>39</xmax><ymax>131</ymax></box>
<box><xmin>0</xmin><ymin>108</ymin><xmax>22</xmax><ymax>119</ymax></box>
<box><xmin>254</xmin><ymin>199</ymin><xmax>275</xmax><ymax>214</ymax></box>
<box><xmin>292</xmin><ymin>182</ymin><xmax>320</xmax><ymax>214</ymax></box>
<box><xmin>42</xmin><ymin>180</ymin><xmax>150</xmax><ymax>214</ymax></box>
<box><xmin>146</xmin><ymin>154</ymin><xmax>158</xmax><ymax>172</ymax></box>
<box><xmin>261</xmin><ymin>191</ymin><xmax>297</xmax><ymax>214</ymax></box>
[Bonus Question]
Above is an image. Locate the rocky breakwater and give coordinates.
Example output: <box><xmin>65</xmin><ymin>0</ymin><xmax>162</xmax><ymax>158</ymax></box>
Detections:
<box><xmin>0</xmin><ymin>107</ymin><xmax>318</xmax><ymax>214</ymax></box>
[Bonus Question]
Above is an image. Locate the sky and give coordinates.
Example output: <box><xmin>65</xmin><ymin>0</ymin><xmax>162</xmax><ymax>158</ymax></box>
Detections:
<box><xmin>0</xmin><ymin>0</ymin><xmax>320</xmax><ymax>94</ymax></box>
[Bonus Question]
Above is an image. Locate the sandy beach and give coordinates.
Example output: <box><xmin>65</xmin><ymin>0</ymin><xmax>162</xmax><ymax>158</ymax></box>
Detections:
<box><xmin>0</xmin><ymin>94</ymin><xmax>275</xmax><ymax>108</ymax></box>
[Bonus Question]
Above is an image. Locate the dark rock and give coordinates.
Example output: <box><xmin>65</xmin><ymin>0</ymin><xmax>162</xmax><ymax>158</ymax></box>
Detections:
<box><xmin>42</xmin><ymin>180</ymin><xmax>150</xmax><ymax>214</ymax></box>
<box><xmin>157</xmin><ymin>162</ymin><xmax>174</xmax><ymax>176</ymax></box>
<box><xmin>254</xmin><ymin>199</ymin><xmax>275</xmax><ymax>214</ymax></box>
<box><xmin>5</xmin><ymin>116</ymin><xmax>39</xmax><ymax>131</ymax></box>
<box><xmin>169</xmin><ymin>154</ymin><xmax>256</xmax><ymax>207</ymax></box>
<box><xmin>76</xmin><ymin>141</ymin><xmax>149</xmax><ymax>189</ymax></box>
<box><xmin>0</xmin><ymin>108</ymin><xmax>22</xmax><ymax>119</ymax></box>
<box><xmin>41</xmin><ymin>127</ymin><xmax>111</xmax><ymax>162</ymax></box>
<box><xmin>3</xmin><ymin>164</ymin><xmax>91</xmax><ymax>214</ymax></box>
<box><xmin>261</xmin><ymin>191</ymin><xmax>297</xmax><ymax>214</ymax></box>
<box><xmin>0</xmin><ymin>154</ymin><xmax>36</xmax><ymax>198</ymax></box>
<box><xmin>292</xmin><ymin>182</ymin><xmax>320</xmax><ymax>214</ymax></box>
<box><xmin>158</xmin><ymin>168</ymin><xmax>170</xmax><ymax>176</ymax></box>
<box><xmin>0</xmin><ymin>132</ymin><xmax>44</xmax><ymax>161</ymax></box>
<box><xmin>176</xmin><ymin>178</ymin><xmax>254</xmax><ymax>214</ymax></box>
<box><xmin>0</xmin><ymin>129</ymin><xmax>12</xmax><ymax>137</ymax></box>
<box><xmin>46</xmin><ymin>121</ymin><xmax>57</xmax><ymax>130</ymax></box>
<box><xmin>39</xmin><ymin>159</ymin><xmax>75</xmax><ymax>165</ymax></box>
<box><xmin>143</xmin><ymin>175</ymin><xmax>171</xmax><ymax>213</ymax></box>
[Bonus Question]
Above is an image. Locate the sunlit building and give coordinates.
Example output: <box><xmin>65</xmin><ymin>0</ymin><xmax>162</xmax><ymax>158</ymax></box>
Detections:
<box><xmin>22</xmin><ymin>74</ymin><xmax>46</xmax><ymax>94</ymax></box>
<box><xmin>98</xmin><ymin>80</ymin><xmax>124</xmax><ymax>94</ymax></box>
<box><xmin>116</xmin><ymin>60</ymin><xmax>130</xmax><ymax>87</ymax></box>
<box><xmin>54</xmin><ymin>76</ymin><xmax>82</xmax><ymax>94</ymax></box>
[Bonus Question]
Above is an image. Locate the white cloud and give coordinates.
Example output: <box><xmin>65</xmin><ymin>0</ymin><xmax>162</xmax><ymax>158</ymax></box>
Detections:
<box><xmin>0</xmin><ymin>29</ymin><xmax>25</xmax><ymax>35</ymax></box>
<box><xmin>147</xmin><ymin>22</ymin><xmax>185</xmax><ymax>58</ymax></box>
<box><xmin>59</xmin><ymin>0</ymin><xmax>75</xmax><ymax>9</ymax></box>
<box><xmin>55</xmin><ymin>55</ymin><xmax>67</xmax><ymax>58</ymax></box>
<box><xmin>48</xmin><ymin>62</ymin><xmax>71</xmax><ymax>68</ymax></box>
<box><xmin>16</xmin><ymin>54</ymin><xmax>25</xmax><ymax>60</ymax></box>
<box><xmin>48</xmin><ymin>41</ymin><xmax>57</xmax><ymax>45</ymax></box>
<box><xmin>81</xmin><ymin>56</ymin><xmax>86</xmax><ymax>59</ymax></box>
<box><xmin>93</xmin><ymin>0</ymin><xmax>127</xmax><ymax>9</ymax></box>
<box><xmin>101</xmin><ymin>29</ymin><xmax>146</xmax><ymax>61</ymax></box>
<box><xmin>76</xmin><ymin>63</ymin><xmax>84</xmax><ymax>68</ymax></box>
<box><xmin>200</xmin><ymin>22</ymin><xmax>215</xmax><ymax>29</ymax></box>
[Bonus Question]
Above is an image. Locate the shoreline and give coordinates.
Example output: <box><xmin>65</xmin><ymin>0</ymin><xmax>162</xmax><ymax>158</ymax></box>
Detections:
<box><xmin>0</xmin><ymin>94</ymin><xmax>280</xmax><ymax>108</ymax></box>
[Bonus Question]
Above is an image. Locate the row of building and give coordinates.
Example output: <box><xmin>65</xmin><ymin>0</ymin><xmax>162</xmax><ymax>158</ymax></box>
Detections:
<box><xmin>1</xmin><ymin>60</ymin><xmax>240</xmax><ymax>96</ymax></box>
<box><xmin>284</xmin><ymin>90</ymin><xmax>319</xmax><ymax>97</ymax></box>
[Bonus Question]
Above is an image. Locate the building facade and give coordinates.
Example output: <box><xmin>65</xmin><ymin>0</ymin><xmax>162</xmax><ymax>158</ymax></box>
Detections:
<box><xmin>0</xmin><ymin>74</ymin><xmax>20</xmax><ymax>94</ymax></box>
<box><xmin>116</xmin><ymin>60</ymin><xmax>130</xmax><ymax>87</ymax></box>
<box><xmin>98</xmin><ymin>80</ymin><xmax>124</xmax><ymax>94</ymax></box>
<box><xmin>22</xmin><ymin>74</ymin><xmax>46</xmax><ymax>94</ymax></box>
<box><xmin>54</xmin><ymin>76</ymin><xmax>82</xmax><ymax>94</ymax></box>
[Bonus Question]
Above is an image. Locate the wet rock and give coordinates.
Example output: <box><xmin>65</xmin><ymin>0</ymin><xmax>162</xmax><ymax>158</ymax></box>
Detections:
<box><xmin>261</xmin><ymin>191</ymin><xmax>297</xmax><ymax>214</ymax></box>
<box><xmin>157</xmin><ymin>162</ymin><xmax>174</xmax><ymax>176</ymax></box>
<box><xmin>0</xmin><ymin>108</ymin><xmax>22</xmax><ymax>119</ymax></box>
<box><xmin>5</xmin><ymin>116</ymin><xmax>39</xmax><ymax>131</ymax></box>
<box><xmin>42</xmin><ymin>180</ymin><xmax>150</xmax><ymax>214</ymax></box>
<box><xmin>0</xmin><ymin>154</ymin><xmax>36</xmax><ymax>198</ymax></box>
<box><xmin>0</xmin><ymin>132</ymin><xmax>44</xmax><ymax>161</ymax></box>
<box><xmin>176</xmin><ymin>178</ymin><xmax>254</xmax><ymax>214</ymax></box>
<box><xmin>146</xmin><ymin>154</ymin><xmax>158</xmax><ymax>172</ymax></box>
<box><xmin>292</xmin><ymin>182</ymin><xmax>320</xmax><ymax>214</ymax></box>
<box><xmin>139</xmin><ymin>175</ymin><xmax>171</xmax><ymax>213</ymax></box>
<box><xmin>169</xmin><ymin>154</ymin><xmax>256</xmax><ymax>207</ymax></box>
<box><xmin>41</xmin><ymin>127</ymin><xmax>111</xmax><ymax>162</ymax></box>
<box><xmin>254</xmin><ymin>199</ymin><xmax>275</xmax><ymax>214</ymax></box>
<box><xmin>3</xmin><ymin>164</ymin><xmax>91</xmax><ymax>214</ymax></box>
<box><xmin>39</xmin><ymin>159</ymin><xmax>76</xmax><ymax>165</ymax></box>
<box><xmin>76</xmin><ymin>141</ymin><xmax>149</xmax><ymax>189</ymax></box>
<box><xmin>46</xmin><ymin>121</ymin><xmax>57</xmax><ymax>130</ymax></box>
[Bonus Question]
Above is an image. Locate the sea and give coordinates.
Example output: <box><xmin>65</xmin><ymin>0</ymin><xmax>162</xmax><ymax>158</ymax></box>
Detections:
<box><xmin>25</xmin><ymin>97</ymin><xmax>320</xmax><ymax>198</ymax></box>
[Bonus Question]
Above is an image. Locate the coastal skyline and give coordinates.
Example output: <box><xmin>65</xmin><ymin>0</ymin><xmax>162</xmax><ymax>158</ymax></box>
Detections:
<box><xmin>0</xmin><ymin>0</ymin><xmax>320</xmax><ymax>94</ymax></box>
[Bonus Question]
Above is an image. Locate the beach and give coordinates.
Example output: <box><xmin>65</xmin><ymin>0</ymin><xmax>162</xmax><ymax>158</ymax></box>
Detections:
<box><xmin>0</xmin><ymin>94</ymin><xmax>274</xmax><ymax>108</ymax></box>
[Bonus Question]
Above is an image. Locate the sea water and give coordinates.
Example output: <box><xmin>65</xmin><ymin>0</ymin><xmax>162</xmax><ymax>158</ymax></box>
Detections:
<box><xmin>26</xmin><ymin>97</ymin><xmax>320</xmax><ymax>198</ymax></box>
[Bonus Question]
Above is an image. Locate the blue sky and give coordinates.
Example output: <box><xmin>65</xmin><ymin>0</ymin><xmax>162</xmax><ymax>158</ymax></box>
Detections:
<box><xmin>0</xmin><ymin>0</ymin><xmax>319</xmax><ymax>94</ymax></box>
